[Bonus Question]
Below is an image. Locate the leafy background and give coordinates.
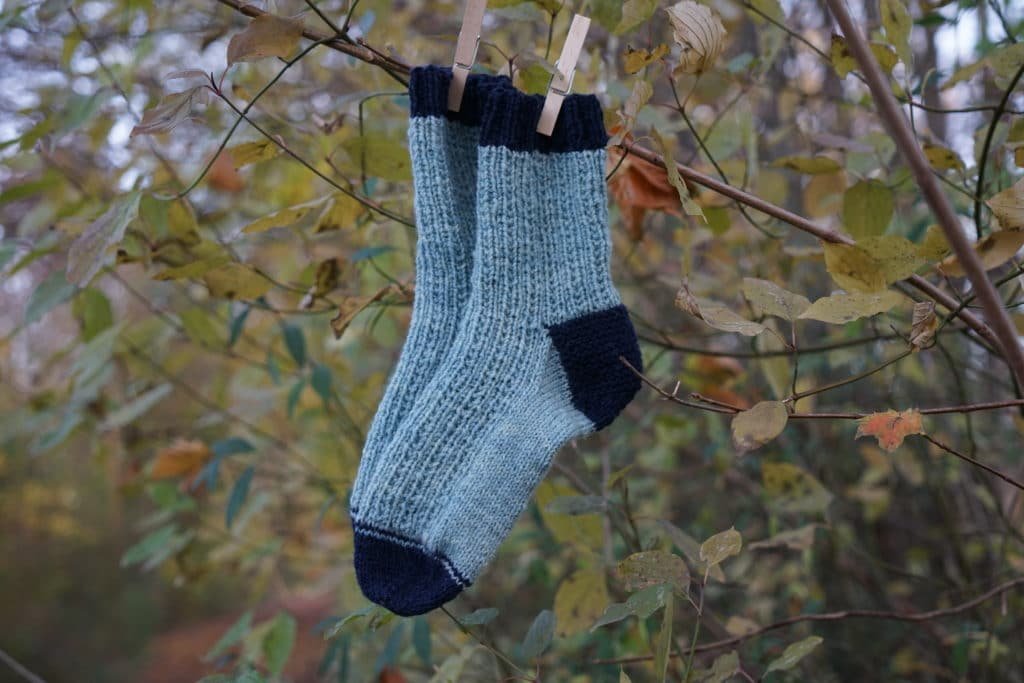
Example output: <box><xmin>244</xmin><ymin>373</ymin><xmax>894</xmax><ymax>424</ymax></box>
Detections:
<box><xmin>2</xmin><ymin>0</ymin><xmax>1024</xmax><ymax>681</ymax></box>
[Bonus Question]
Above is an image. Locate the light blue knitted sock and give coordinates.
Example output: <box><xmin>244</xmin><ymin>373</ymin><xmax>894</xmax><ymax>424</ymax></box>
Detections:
<box><xmin>349</xmin><ymin>67</ymin><xmax>507</xmax><ymax>516</ymax></box>
<box><xmin>353</xmin><ymin>83</ymin><xmax>642</xmax><ymax>616</ymax></box>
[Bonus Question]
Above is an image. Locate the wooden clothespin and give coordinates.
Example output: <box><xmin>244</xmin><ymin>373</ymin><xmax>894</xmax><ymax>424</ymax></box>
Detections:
<box><xmin>536</xmin><ymin>14</ymin><xmax>591</xmax><ymax>136</ymax></box>
<box><xmin>448</xmin><ymin>0</ymin><xmax>487</xmax><ymax>112</ymax></box>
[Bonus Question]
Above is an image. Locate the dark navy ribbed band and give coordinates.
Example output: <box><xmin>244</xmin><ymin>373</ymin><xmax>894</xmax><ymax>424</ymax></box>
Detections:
<box><xmin>409</xmin><ymin>65</ymin><xmax>512</xmax><ymax>127</ymax></box>
<box><xmin>480</xmin><ymin>85</ymin><xmax>608</xmax><ymax>154</ymax></box>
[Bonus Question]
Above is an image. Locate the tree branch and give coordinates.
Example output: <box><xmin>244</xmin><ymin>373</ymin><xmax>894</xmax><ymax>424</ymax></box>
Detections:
<box><xmin>825</xmin><ymin>0</ymin><xmax>1024</xmax><ymax>389</ymax></box>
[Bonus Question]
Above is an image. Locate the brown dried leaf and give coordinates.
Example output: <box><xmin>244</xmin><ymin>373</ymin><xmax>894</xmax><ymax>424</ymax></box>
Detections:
<box><xmin>666</xmin><ymin>1</ymin><xmax>727</xmax><ymax>75</ymax></box>
<box><xmin>130</xmin><ymin>86</ymin><xmax>206</xmax><ymax>138</ymax></box>
<box><xmin>150</xmin><ymin>439</ymin><xmax>211</xmax><ymax>481</ymax></box>
<box><xmin>937</xmin><ymin>230</ymin><xmax>1024</xmax><ymax>277</ymax></box>
<box><xmin>909</xmin><ymin>301</ymin><xmax>938</xmax><ymax>350</ymax></box>
<box><xmin>986</xmin><ymin>177</ymin><xmax>1024</xmax><ymax>230</ymax></box>
<box><xmin>623</xmin><ymin>43</ymin><xmax>669</xmax><ymax>74</ymax></box>
<box><xmin>227</xmin><ymin>14</ymin><xmax>304</xmax><ymax>67</ymax></box>
<box><xmin>856</xmin><ymin>409</ymin><xmax>925</xmax><ymax>452</ymax></box>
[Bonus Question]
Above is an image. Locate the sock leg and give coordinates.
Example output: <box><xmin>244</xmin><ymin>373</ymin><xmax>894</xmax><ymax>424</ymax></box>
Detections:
<box><xmin>349</xmin><ymin>67</ymin><xmax>505</xmax><ymax>517</ymax></box>
<box><xmin>353</xmin><ymin>84</ymin><xmax>640</xmax><ymax>615</ymax></box>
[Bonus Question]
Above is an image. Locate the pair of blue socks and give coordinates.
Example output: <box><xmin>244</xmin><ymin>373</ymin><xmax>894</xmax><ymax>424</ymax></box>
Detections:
<box><xmin>349</xmin><ymin>66</ymin><xmax>642</xmax><ymax>616</ymax></box>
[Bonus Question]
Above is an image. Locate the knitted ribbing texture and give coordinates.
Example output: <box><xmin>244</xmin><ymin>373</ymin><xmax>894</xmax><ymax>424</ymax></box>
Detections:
<box><xmin>349</xmin><ymin>66</ymin><xmax>508</xmax><ymax>515</ymax></box>
<box><xmin>353</xmin><ymin>81</ymin><xmax>642</xmax><ymax>616</ymax></box>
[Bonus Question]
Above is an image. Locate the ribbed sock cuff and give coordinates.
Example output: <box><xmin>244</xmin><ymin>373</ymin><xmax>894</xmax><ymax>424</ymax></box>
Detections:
<box><xmin>409</xmin><ymin>65</ymin><xmax>512</xmax><ymax>127</ymax></box>
<box><xmin>480</xmin><ymin>85</ymin><xmax>608</xmax><ymax>154</ymax></box>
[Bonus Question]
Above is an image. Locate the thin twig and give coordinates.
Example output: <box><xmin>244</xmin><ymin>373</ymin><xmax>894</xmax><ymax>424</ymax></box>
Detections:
<box><xmin>591</xmin><ymin>576</ymin><xmax>1024</xmax><ymax>664</ymax></box>
<box><xmin>973</xmin><ymin>60</ymin><xmax>1024</xmax><ymax>237</ymax></box>
<box><xmin>0</xmin><ymin>648</ymin><xmax>46</xmax><ymax>683</ymax></box>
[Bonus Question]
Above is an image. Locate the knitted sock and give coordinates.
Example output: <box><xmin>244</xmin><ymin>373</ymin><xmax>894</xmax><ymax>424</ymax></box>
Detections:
<box><xmin>353</xmin><ymin>83</ymin><xmax>642</xmax><ymax>616</ymax></box>
<box><xmin>349</xmin><ymin>67</ymin><xmax>507</xmax><ymax>516</ymax></box>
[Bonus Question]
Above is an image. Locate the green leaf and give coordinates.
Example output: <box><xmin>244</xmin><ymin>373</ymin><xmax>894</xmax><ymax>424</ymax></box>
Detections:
<box><xmin>843</xmin><ymin>179</ymin><xmax>894</xmax><ymax>240</ymax></box>
<box><xmin>614</xmin><ymin>0</ymin><xmax>657</xmax><ymax>34</ymax></box>
<box><xmin>705</xmin><ymin>651</ymin><xmax>741</xmax><ymax>683</ymax></box>
<box><xmin>282</xmin><ymin>323</ymin><xmax>307</xmax><ymax>367</ymax></box>
<box><xmin>311</xmin><ymin>363</ymin><xmax>333</xmax><ymax>404</ymax></box>
<box><xmin>226</xmin><ymin>466</ymin><xmax>255</xmax><ymax>528</ymax></box>
<box><xmin>617</xmin><ymin>551</ymin><xmax>690</xmax><ymax>593</ymax></box>
<box><xmin>653</xmin><ymin>592</ymin><xmax>673</xmax><ymax>682</ymax></box>
<box><xmin>228</xmin><ymin>305</ymin><xmax>251</xmax><ymax>348</ymax></box>
<box><xmin>340</xmin><ymin>132</ymin><xmax>412</xmax><ymax>181</ymax></box>
<box><xmin>700</xmin><ymin>527</ymin><xmax>743</xmax><ymax>569</ymax></box>
<box><xmin>204</xmin><ymin>610</ymin><xmax>254</xmax><ymax>661</ymax></box>
<box><xmin>287</xmin><ymin>378</ymin><xmax>305</xmax><ymax>418</ymax></box>
<box><xmin>762</xmin><ymin>462</ymin><xmax>834</xmax><ymax>515</ymax></box>
<box><xmin>67</xmin><ymin>192</ymin><xmax>140</xmax><ymax>284</ymax></box>
<box><xmin>72</xmin><ymin>287</ymin><xmax>113</xmax><ymax>341</ymax></box>
<box><xmin>412</xmin><ymin>616</ymin><xmax>431</xmax><ymax>665</ymax></box>
<box><xmin>798</xmin><ymin>290</ymin><xmax>904</xmax><ymax>324</ymax></box>
<box><xmin>742</xmin><ymin>278</ymin><xmax>811</xmax><ymax>321</ymax></box>
<box><xmin>226</xmin><ymin>140</ymin><xmax>280</xmax><ymax>168</ymax></box>
<box><xmin>262</xmin><ymin>612</ymin><xmax>297</xmax><ymax>677</ymax></box>
<box><xmin>25</xmin><ymin>270</ymin><xmax>76</xmax><ymax>324</ymax></box>
<box><xmin>459</xmin><ymin>607</ymin><xmax>499</xmax><ymax>626</ymax></box>
<box><xmin>212</xmin><ymin>437</ymin><xmax>255</xmax><ymax>458</ymax></box>
<box><xmin>429</xmin><ymin>645</ymin><xmax>478</xmax><ymax>683</ymax></box>
<box><xmin>520</xmin><ymin>609</ymin><xmax>555</xmax><ymax>660</ymax></box>
<box><xmin>731</xmin><ymin>400</ymin><xmax>789</xmax><ymax>452</ymax></box>
<box><xmin>545</xmin><ymin>494</ymin><xmax>607</xmax><ymax>516</ymax></box>
<box><xmin>765</xmin><ymin>635</ymin><xmax>823</xmax><ymax>674</ymax></box>
<box><xmin>120</xmin><ymin>524</ymin><xmax>177</xmax><ymax>567</ymax></box>
<box><xmin>103</xmin><ymin>383</ymin><xmax>173</xmax><ymax>430</ymax></box>
<box><xmin>592</xmin><ymin>584</ymin><xmax>669</xmax><ymax>630</ymax></box>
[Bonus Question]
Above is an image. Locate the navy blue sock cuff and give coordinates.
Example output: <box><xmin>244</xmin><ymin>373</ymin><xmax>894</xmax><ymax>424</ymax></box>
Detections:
<box><xmin>480</xmin><ymin>85</ymin><xmax>608</xmax><ymax>154</ymax></box>
<box><xmin>409</xmin><ymin>65</ymin><xmax>511</xmax><ymax>127</ymax></box>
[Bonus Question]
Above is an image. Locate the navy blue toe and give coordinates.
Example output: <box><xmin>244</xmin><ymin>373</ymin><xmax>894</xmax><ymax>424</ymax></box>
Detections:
<box><xmin>352</xmin><ymin>522</ymin><xmax>467</xmax><ymax>616</ymax></box>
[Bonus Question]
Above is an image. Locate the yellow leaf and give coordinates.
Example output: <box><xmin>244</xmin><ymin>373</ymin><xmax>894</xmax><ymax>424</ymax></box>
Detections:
<box><xmin>623</xmin><ymin>43</ymin><xmax>669</xmax><ymax>74</ymax></box>
<box><xmin>340</xmin><ymin>132</ymin><xmax>412</xmax><ymax>181</ymax></box>
<box><xmin>614</xmin><ymin>0</ymin><xmax>658</xmax><ymax>34</ymax></box>
<box><xmin>823</xmin><ymin>236</ymin><xmax>923</xmax><ymax>292</ymax></box>
<box><xmin>917</xmin><ymin>224</ymin><xmax>951</xmax><ymax>261</ymax></box>
<box><xmin>803</xmin><ymin>171</ymin><xmax>846</xmax><ymax>218</ymax></box>
<box><xmin>202</xmin><ymin>262</ymin><xmax>271</xmax><ymax>300</ymax></box>
<box><xmin>652</xmin><ymin>130</ymin><xmax>704</xmax><ymax>218</ymax></box>
<box><xmin>830</xmin><ymin>34</ymin><xmax>856</xmax><ymax>78</ymax></box>
<box><xmin>535</xmin><ymin>481</ymin><xmax>603</xmax><ymax>549</ymax></box>
<box><xmin>856</xmin><ymin>409</ymin><xmax>924</xmax><ymax>452</ymax></box>
<box><xmin>699</xmin><ymin>527</ymin><xmax>742</xmax><ymax>569</ymax></box>
<box><xmin>242</xmin><ymin>199</ymin><xmax>324</xmax><ymax>234</ymax></box>
<box><xmin>666</xmin><ymin>1</ymin><xmax>727</xmax><ymax>75</ymax></box>
<box><xmin>923</xmin><ymin>143</ymin><xmax>964</xmax><ymax>171</ymax></box>
<box><xmin>798</xmin><ymin>290</ymin><xmax>904</xmax><ymax>324</ymax></box>
<box><xmin>843</xmin><ymin>179</ymin><xmax>894</xmax><ymax>240</ymax></box>
<box><xmin>762</xmin><ymin>462</ymin><xmax>833</xmax><ymax>514</ymax></box>
<box><xmin>316</xmin><ymin>193</ymin><xmax>367</xmax><ymax>233</ymax></box>
<box><xmin>617</xmin><ymin>550</ymin><xmax>690</xmax><ymax>593</ymax></box>
<box><xmin>227</xmin><ymin>14</ymin><xmax>304</xmax><ymax>66</ymax></box>
<box><xmin>985</xmin><ymin>177</ymin><xmax>1024</xmax><ymax>230</ymax></box>
<box><xmin>554</xmin><ymin>569</ymin><xmax>609</xmax><ymax>637</ymax></box>
<box><xmin>881</xmin><ymin>0</ymin><xmax>912</xmax><ymax>66</ymax></box>
<box><xmin>731</xmin><ymin>401</ymin><xmax>788</xmax><ymax>452</ymax></box>
<box><xmin>226</xmin><ymin>140</ymin><xmax>280</xmax><ymax>168</ymax></box>
<box><xmin>870</xmin><ymin>42</ymin><xmax>899</xmax><ymax>73</ymax></box>
<box><xmin>938</xmin><ymin>230</ymin><xmax>1024</xmax><ymax>277</ymax></box>
<box><xmin>676</xmin><ymin>281</ymin><xmax>766</xmax><ymax>336</ymax></box>
<box><xmin>772</xmin><ymin>155</ymin><xmax>842</xmax><ymax>174</ymax></box>
<box><xmin>741</xmin><ymin>278</ymin><xmax>810</xmax><ymax>321</ymax></box>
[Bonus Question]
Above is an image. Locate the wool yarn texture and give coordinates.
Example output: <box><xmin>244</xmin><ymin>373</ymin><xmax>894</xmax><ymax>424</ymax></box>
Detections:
<box><xmin>352</xmin><ymin>67</ymin><xmax>642</xmax><ymax>616</ymax></box>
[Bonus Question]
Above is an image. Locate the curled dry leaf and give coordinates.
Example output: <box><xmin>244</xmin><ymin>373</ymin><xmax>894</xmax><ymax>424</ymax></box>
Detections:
<box><xmin>665</xmin><ymin>1</ymin><xmax>726</xmax><ymax>75</ymax></box>
<box><xmin>938</xmin><ymin>230</ymin><xmax>1024</xmax><ymax>277</ymax></box>
<box><xmin>909</xmin><ymin>301</ymin><xmax>937</xmax><ymax>350</ymax></box>
<box><xmin>855</xmin><ymin>409</ymin><xmax>924</xmax><ymax>452</ymax></box>
<box><xmin>130</xmin><ymin>86</ymin><xmax>207</xmax><ymax>138</ymax></box>
<box><xmin>607</xmin><ymin>135</ymin><xmax>691</xmax><ymax>240</ymax></box>
<box><xmin>227</xmin><ymin>14</ymin><xmax>305</xmax><ymax>67</ymax></box>
<box><xmin>985</xmin><ymin>176</ymin><xmax>1024</xmax><ymax>230</ymax></box>
<box><xmin>623</xmin><ymin>44</ymin><xmax>669</xmax><ymax>74</ymax></box>
<box><xmin>676</xmin><ymin>281</ymin><xmax>766</xmax><ymax>336</ymax></box>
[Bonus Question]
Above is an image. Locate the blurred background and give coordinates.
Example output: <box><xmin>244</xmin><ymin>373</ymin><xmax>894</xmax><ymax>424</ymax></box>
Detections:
<box><xmin>2</xmin><ymin>0</ymin><xmax>1024</xmax><ymax>681</ymax></box>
